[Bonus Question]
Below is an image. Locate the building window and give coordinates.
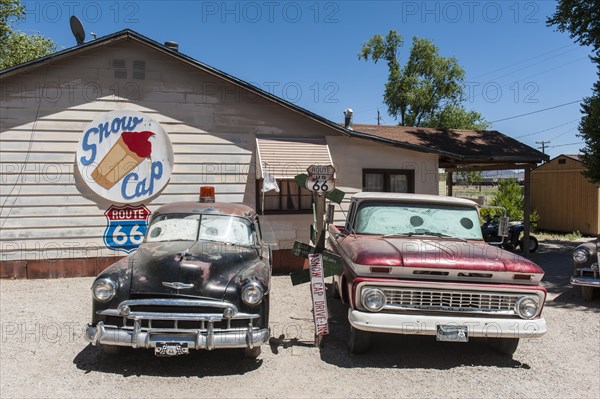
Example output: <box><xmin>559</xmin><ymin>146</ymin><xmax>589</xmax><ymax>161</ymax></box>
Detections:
<box><xmin>256</xmin><ymin>179</ymin><xmax>314</xmax><ymax>214</ymax></box>
<box><xmin>363</xmin><ymin>169</ymin><xmax>415</xmax><ymax>193</ymax></box>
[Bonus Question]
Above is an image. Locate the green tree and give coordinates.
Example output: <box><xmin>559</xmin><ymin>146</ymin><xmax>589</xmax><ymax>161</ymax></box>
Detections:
<box><xmin>422</xmin><ymin>104</ymin><xmax>491</xmax><ymax>130</ymax></box>
<box><xmin>359</xmin><ymin>32</ymin><xmax>488</xmax><ymax>129</ymax></box>
<box><xmin>458</xmin><ymin>171</ymin><xmax>484</xmax><ymax>187</ymax></box>
<box><xmin>486</xmin><ymin>179</ymin><xmax>524</xmax><ymax>221</ymax></box>
<box><xmin>548</xmin><ymin>0</ymin><xmax>600</xmax><ymax>184</ymax></box>
<box><xmin>480</xmin><ymin>179</ymin><xmax>539</xmax><ymax>229</ymax></box>
<box><xmin>0</xmin><ymin>0</ymin><xmax>56</xmax><ymax>69</ymax></box>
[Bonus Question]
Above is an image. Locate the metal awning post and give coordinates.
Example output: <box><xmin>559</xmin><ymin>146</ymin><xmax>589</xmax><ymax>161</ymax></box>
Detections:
<box><xmin>446</xmin><ymin>171</ymin><xmax>453</xmax><ymax>196</ymax></box>
<box><xmin>522</xmin><ymin>166</ymin><xmax>533</xmax><ymax>259</ymax></box>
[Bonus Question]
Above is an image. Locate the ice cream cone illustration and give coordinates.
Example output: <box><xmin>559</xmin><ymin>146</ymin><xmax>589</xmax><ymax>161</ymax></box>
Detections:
<box><xmin>92</xmin><ymin>131</ymin><xmax>154</xmax><ymax>189</ymax></box>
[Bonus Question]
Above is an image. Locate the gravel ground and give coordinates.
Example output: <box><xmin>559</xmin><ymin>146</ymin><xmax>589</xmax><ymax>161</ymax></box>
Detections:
<box><xmin>1</xmin><ymin>239</ymin><xmax>599</xmax><ymax>399</ymax></box>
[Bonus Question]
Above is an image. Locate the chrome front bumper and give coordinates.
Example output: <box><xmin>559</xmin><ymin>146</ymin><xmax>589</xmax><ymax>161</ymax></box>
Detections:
<box><xmin>86</xmin><ymin>321</ymin><xmax>269</xmax><ymax>350</ymax></box>
<box><xmin>571</xmin><ymin>276</ymin><xmax>600</xmax><ymax>288</ymax></box>
<box><xmin>349</xmin><ymin>309</ymin><xmax>547</xmax><ymax>338</ymax></box>
<box><xmin>86</xmin><ymin>298</ymin><xmax>269</xmax><ymax>351</ymax></box>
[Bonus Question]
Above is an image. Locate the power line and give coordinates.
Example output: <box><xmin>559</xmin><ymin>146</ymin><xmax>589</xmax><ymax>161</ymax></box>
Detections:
<box><xmin>547</xmin><ymin>142</ymin><xmax>584</xmax><ymax>149</ymax></box>
<box><xmin>515</xmin><ymin>119</ymin><xmax>579</xmax><ymax>138</ymax></box>
<box><xmin>470</xmin><ymin>44</ymin><xmax>575</xmax><ymax>80</ymax></box>
<box><xmin>549</xmin><ymin>127</ymin><xmax>578</xmax><ymax>141</ymax></box>
<box><xmin>477</xmin><ymin>49</ymin><xmax>581</xmax><ymax>84</ymax></box>
<box><xmin>490</xmin><ymin>100</ymin><xmax>582</xmax><ymax>123</ymax></box>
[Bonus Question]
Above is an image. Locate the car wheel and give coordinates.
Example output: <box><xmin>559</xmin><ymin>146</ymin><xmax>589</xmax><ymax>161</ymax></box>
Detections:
<box><xmin>100</xmin><ymin>344</ymin><xmax>123</xmax><ymax>355</ymax></box>
<box><xmin>243</xmin><ymin>346</ymin><xmax>261</xmax><ymax>359</ymax></box>
<box><xmin>348</xmin><ymin>326</ymin><xmax>370</xmax><ymax>354</ymax></box>
<box><xmin>581</xmin><ymin>286</ymin><xmax>596</xmax><ymax>301</ymax></box>
<box><xmin>519</xmin><ymin>237</ymin><xmax>538</xmax><ymax>253</ymax></box>
<box><xmin>488</xmin><ymin>338</ymin><xmax>519</xmax><ymax>356</ymax></box>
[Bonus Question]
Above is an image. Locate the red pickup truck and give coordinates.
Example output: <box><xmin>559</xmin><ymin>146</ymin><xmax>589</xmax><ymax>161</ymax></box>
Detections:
<box><xmin>328</xmin><ymin>192</ymin><xmax>547</xmax><ymax>355</ymax></box>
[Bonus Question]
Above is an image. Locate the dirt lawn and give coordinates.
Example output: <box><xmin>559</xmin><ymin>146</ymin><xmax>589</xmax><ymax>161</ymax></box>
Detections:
<box><xmin>1</xmin><ymin>239</ymin><xmax>598</xmax><ymax>399</ymax></box>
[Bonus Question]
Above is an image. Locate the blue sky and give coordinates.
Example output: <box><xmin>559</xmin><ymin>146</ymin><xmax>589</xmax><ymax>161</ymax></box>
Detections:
<box><xmin>17</xmin><ymin>0</ymin><xmax>597</xmax><ymax>159</ymax></box>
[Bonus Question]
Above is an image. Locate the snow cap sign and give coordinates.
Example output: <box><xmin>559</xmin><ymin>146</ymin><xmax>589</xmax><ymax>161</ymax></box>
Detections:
<box><xmin>76</xmin><ymin>110</ymin><xmax>174</xmax><ymax>203</ymax></box>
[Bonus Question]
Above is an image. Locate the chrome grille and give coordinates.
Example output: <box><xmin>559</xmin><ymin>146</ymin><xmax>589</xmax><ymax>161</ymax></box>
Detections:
<box><xmin>98</xmin><ymin>298</ymin><xmax>259</xmax><ymax>332</ymax></box>
<box><xmin>380</xmin><ymin>288</ymin><xmax>522</xmax><ymax>315</ymax></box>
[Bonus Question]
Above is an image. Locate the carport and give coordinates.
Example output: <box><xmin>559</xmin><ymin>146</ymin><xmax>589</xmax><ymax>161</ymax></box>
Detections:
<box><xmin>349</xmin><ymin>124</ymin><xmax>549</xmax><ymax>257</ymax></box>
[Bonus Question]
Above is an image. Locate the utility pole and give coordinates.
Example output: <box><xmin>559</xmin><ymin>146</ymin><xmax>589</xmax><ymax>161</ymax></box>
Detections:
<box><xmin>536</xmin><ymin>140</ymin><xmax>550</xmax><ymax>154</ymax></box>
<box><xmin>377</xmin><ymin>109</ymin><xmax>381</xmax><ymax>125</ymax></box>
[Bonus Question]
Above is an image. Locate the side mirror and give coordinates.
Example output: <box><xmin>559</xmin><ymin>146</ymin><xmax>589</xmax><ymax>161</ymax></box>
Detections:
<box><xmin>498</xmin><ymin>216</ymin><xmax>510</xmax><ymax>237</ymax></box>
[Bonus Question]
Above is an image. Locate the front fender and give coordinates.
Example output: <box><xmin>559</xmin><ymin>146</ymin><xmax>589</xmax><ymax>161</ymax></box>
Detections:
<box><xmin>573</xmin><ymin>241</ymin><xmax>597</xmax><ymax>271</ymax></box>
<box><xmin>90</xmin><ymin>256</ymin><xmax>133</xmax><ymax>324</ymax></box>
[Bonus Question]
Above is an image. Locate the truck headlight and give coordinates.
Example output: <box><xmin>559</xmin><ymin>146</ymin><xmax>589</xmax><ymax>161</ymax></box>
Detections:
<box><xmin>92</xmin><ymin>278</ymin><xmax>116</xmax><ymax>302</ymax></box>
<box><xmin>515</xmin><ymin>296</ymin><xmax>539</xmax><ymax>319</ymax></box>
<box><xmin>573</xmin><ymin>248</ymin><xmax>589</xmax><ymax>263</ymax></box>
<box><xmin>241</xmin><ymin>281</ymin><xmax>264</xmax><ymax>305</ymax></box>
<box><xmin>362</xmin><ymin>288</ymin><xmax>386</xmax><ymax>312</ymax></box>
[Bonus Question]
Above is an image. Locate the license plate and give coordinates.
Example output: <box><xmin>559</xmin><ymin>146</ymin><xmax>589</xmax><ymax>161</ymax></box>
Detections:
<box><xmin>154</xmin><ymin>342</ymin><xmax>189</xmax><ymax>357</ymax></box>
<box><xmin>436</xmin><ymin>325</ymin><xmax>468</xmax><ymax>342</ymax></box>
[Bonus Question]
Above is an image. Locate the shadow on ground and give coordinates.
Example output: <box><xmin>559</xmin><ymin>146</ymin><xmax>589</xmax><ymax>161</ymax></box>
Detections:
<box><xmin>73</xmin><ymin>345</ymin><xmax>262</xmax><ymax>377</ymax></box>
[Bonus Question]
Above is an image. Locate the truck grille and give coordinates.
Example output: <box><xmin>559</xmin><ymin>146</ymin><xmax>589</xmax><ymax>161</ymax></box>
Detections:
<box><xmin>380</xmin><ymin>288</ymin><xmax>521</xmax><ymax>315</ymax></box>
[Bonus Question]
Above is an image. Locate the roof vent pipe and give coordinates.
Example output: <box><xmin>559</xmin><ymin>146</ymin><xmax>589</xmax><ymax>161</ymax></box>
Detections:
<box><xmin>344</xmin><ymin>108</ymin><xmax>353</xmax><ymax>130</ymax></box>
<box><xmin>164</xmin><ymin>41</ymin><xmax>179</xmax><ymax>51</ymax></box>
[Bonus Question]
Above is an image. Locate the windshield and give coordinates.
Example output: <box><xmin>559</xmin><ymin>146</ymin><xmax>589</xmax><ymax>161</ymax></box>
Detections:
<box><xmin>354</xmin><ymin>202</ymin><xmax>483</xmax><ymax>240</ymax></box>
<box><xmin>145</xmin><ymin>213</ymin><xmax>255</xmax><ymax>246</ymax></box>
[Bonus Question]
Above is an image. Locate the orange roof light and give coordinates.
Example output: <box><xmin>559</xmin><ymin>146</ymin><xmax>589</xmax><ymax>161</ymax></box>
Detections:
<box><xmin>199</xmin><ymin>186</ymin><xmax>215</xmax><ymax>203</ymax></box>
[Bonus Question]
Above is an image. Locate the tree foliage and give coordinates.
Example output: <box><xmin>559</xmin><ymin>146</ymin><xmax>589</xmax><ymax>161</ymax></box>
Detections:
<box><xmin>0</xmin><ymin>0</ymin><xmax>56</xmax><ymax>69</ymax></box>
<box><xmin>422</xmin><ymin>104</ymin><xmax>491</xmax><ymax>130</ymax></box>
<box><xmin>458</xmin><ymin>171</ymin><xmax>483</xmax><ymax>186</ymax></box>
<box><xmin>548</xmin><ymin>0</ymin><xmax>600</xmax><ymax>184</ymax></box>
<box><xmin>480</xmin><ymin>179</ymin><xmax>539</xmax><ymax>228</ymax></box>
<box><xmin>359</xmin><ymin>31</ymin><xmax>489</xmax><ymax>129</ymax></box>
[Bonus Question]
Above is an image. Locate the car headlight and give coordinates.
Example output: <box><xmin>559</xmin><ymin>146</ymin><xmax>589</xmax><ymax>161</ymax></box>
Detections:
<box><xmin>241</xmin><ymin>281</ymin><xmax>264</xmax><ymax>305</ymax></box>
<box><xmin>92</xmin><ymin>278</ymin><xmax>117</xmax><ymax>302</ymax></box>
<box><xmin>515</xmin><ymin>296</ymin><xmax>539</xmax><ymax>319</ymax></box>
<box><xmin>362</xmin><ymin>288</ymin><xmax>386</xmax><ymax>312</ymax></box>
<box><xmin>573</xmin><ymin>248</ymin><xmax>589</xmax><ymax>263</ymax></box>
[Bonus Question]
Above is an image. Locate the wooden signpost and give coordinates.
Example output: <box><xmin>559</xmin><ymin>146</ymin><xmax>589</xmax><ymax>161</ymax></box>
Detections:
<box><xmin>290</xmin><ymin>165</ymin><xmax>344</xmax><ymax>346</ymax></box>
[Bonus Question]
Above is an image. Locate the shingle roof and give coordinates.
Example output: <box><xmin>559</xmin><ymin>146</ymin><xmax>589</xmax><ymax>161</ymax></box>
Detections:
<box><xmin>350</xmin><ymin>124</ymin><xmax>548</xmax><ymax>165</ymax></box>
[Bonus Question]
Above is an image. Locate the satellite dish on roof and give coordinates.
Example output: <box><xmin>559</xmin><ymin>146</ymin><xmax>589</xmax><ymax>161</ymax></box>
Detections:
<box><xmin>70</xmin><ymin>16</ymin><xmax>85</xmax><ymax>45</ymax></box>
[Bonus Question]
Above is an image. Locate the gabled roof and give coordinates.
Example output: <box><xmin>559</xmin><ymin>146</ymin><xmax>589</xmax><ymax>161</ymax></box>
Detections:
<box><xmin>0</xmin><ymin>29</ymin><xmax>353</xmax><ymax>138</ymax></box>
<box><xmin>563</xmin><ymin>154</ymin><xmax>582</xmax><ymax>162</ymax></box>
<box><xmin>0</xmin><ymin>29</ymin><xmax>548</xmax><ymax>166</ymax></box>
<box><xmin>533</xmin><ymin>154</ymin><xmax>584</xmax><ymax>172</ymax></box>
<box><xmin>350</xmin><ymin>124</ymin><xmax>549</xmax><ymax>166</ymax></box>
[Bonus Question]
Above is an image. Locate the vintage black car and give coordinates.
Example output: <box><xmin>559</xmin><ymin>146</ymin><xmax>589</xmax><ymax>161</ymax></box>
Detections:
<box><xmin>572</xmin><ymin>237</ymin><xmax>599</xmax><ymax>301</ymax></box>
<box><xmin>85</xmin><ymin>201</ymin><xmax>271</xmax><ymax>358</ymax></box>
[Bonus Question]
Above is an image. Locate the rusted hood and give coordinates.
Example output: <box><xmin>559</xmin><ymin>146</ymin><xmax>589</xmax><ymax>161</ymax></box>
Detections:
<box><xmin>338</xmin><ymin>236</ymin><xmax>543</xmax><ymax>274</ymax></box>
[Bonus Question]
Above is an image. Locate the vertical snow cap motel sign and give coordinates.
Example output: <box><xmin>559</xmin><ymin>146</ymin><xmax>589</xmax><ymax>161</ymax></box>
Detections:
<box><xmin>76</xmin><ymin>110</ymin><xmax>174</xmax><ymax>204</ymax></box>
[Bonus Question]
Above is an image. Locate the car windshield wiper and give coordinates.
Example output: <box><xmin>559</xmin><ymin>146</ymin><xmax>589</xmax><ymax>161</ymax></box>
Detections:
<box><xmin>383</xmin><ymin>232</ymin><xmax>466</xmax><ymax>241</ymax></box>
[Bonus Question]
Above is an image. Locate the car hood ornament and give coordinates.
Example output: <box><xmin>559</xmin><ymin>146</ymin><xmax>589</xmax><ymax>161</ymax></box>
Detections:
<box><xmin>162</xmin><ymin>282</ymin><xmax>194</xmax><ymax>290</ymax></box>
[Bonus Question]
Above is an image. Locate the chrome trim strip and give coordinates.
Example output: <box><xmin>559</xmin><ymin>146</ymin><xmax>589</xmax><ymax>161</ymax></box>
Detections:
<box><xmin>383</xmin><ymin>303</ymin><xmax>517</xmax><ymax>316</ymax></box>
<box><xmin>206</xmin><ymin>322</ymin><xmax>214</xmax><ymax>350</ymax></box>
<box><xmin>97</xmin><ymin>309</ymin><xmax>259</xmax><ymax>321</ymax></box>
<box><xmin>162</xmin><ymin>282</ymin><xmax>195</xmax><ymax>290</ymax></box>
<box><xmin>116</xmin><ymin>298</ymin><xmax>238</xmax><ymax>314</ymax></box>
<box><xmin>571</xmin><ymin>276</ymin><xmax>600</xmax><ymax>288</ymax></box>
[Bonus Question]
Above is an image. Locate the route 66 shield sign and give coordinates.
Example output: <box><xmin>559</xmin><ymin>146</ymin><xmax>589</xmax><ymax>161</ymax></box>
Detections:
<box><xmin>103</xmin><ymin>204</ymin><xmax>151</xmax><ymax>253</ymax></box>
